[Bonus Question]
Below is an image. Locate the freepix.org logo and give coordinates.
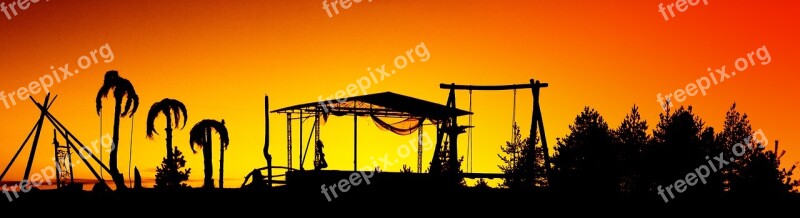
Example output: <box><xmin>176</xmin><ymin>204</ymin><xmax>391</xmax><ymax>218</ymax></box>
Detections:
<box><xmin>1</xmin><ymin>43</ymin><xmax>115</xmax><ymax>110</ymax></box>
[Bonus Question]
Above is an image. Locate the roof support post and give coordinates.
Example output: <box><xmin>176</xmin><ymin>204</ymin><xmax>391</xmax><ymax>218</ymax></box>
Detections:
<box><xmin>353</xmin><ymin>112</ymin><xmax>358</xmax><ymax>171</ymax></box>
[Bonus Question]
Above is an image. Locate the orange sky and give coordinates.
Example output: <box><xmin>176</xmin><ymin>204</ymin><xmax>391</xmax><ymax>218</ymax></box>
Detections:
<box><xmin>0</xmin><ymin>0</ymin><xmax>798</xmax><ymax>188</ymax></box>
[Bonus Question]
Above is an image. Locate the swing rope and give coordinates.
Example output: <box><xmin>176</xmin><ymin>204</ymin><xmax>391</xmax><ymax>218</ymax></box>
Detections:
<box><xmin>467</xmin><ymin>90</ymin><xmax>473</xmax><ymax>173</ymax></box>
<box><xmin>512</xmin><ymin>89</ymin><xmax>517</xmax><ymax>140</ymax></box>
<box><xmin>99</xmin><ymin>111</ymin><xmax>104</xmax><ymax>180</ymax></box>
<box><xmin>128</xmin><ymin>115</ymin><xmax>134</xmax><ymax>188</ymax></box>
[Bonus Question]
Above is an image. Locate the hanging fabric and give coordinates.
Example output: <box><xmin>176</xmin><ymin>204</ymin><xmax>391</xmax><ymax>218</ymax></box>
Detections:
<box><xmin>370</xmin><ymin>114</ymin><xmax>425</xmax><ymax>136</ymax></box>
<box><xmin>319</xmin><ymin>101</ymin><xmax>353</xmax><ymax>125</ymax></box>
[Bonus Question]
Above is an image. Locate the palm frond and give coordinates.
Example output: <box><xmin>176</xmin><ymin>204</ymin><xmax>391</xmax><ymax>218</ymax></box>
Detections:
<box><xmin>95</xmin><ymin>71</ymin><xmax>119</xmax><ymax>115</ymax></box>
<box><xmin>129</xmin><ymin>92</ymin><xmax>140</xmax><ymax>117</ymax></box>
<box><xmin>146</xmin><ymin>98</ymin><xmax>189</xmax><ymax>139</ymax></box>
<box><xmin>164</xmin><ymin>99</ymin><xmax>188</xmax><ymax>129</ymax></box>
<box><xmin>214</xmin><ymin>120</ymin><xmax>230</xmax><ymax>150</ymax></box>
<box><xmin>119</xmin><ymin>79</ymin><xmax>139</xmax><ymax>117</ymax></box>
<box><xmin>146</xmin><ymin>101</ymin><xmax>164</xmax><ymax>139</ymax></box>
<box><xmin>188</xmin><ymin>119</ymin><xmax>230</xmax><ymax>153</ymax></box>
<box><xmin>96</xmin><ymin>70</ymin><xmax>139</xmax><ymax>117</ymax></box>
<box><xmin>188</xmin><ymin>122</ymin><xmax>206</xmax><ymax>154</ymax></box>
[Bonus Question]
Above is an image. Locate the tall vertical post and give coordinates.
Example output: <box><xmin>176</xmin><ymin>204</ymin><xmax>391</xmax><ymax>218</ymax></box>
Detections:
<box><xmin>265</xmin><ymin>95</ymin><xmax>272</xmax><ymax>187</ymax></box>
<box><xmin>529</xmin><ymin>79</ymin><xmax>540</xmax><ymax>178</ymax></box>
<box><xmin>287</xmin><ymin>113</ymin><xmax>292</xmax><ymax>172</ymax></box>
<box><xmin>219</xmin><ymin>134</ymin><xmax>225</xmax><ymax>189</ymax></box>
<box><xmin>469</xmin><ymin>90</ymin><xmax>474</xmax><ymax>173</ymax></box>
<box><xmin>66</xmin><ymin>138</ymin><xmax>74</xmax><ymax>184</ymax></box>
<box><xmin>299</xmin><ymin>110</ymin><xmax>303</xmax><ymax>171</ymax></box>
<box><xmin>417</xmin><ymin>124</ymin><xmax>423</xmax><ymax>173</ymax></box>
<box><xmin>53</xmin><ymin>129</ymin><xmax>61</xmax><ymax>189</ymax></box>
<box><xmin>447</xmin><ymin>87</ymin><xmax>459</xmax><ymax>175</ymax></box>
<box><xmin>430</xmin><ymin>87</ymin><xmax>456</xmax><ymax>175</ymax></box>
<box><xmin>533</xmin><ymin>80</ymin><xmax>551</xmax><ymax>177</ymax></box>
<box><xmin>354</xmin><ymin>113</ymin><xmax>358</xmax><ymax>171</ymax></box>
<box><xmin>219</xmin><ymin>120</ymin><xmax>226</xmax><ymax>189</ymax></box>
<box><xmin>314</xmin><ymin>112</ymin><xmax>320</xmax><ymax>169</ymax></box>
<box><xmin>430</xmin><ymin>121</ymin><xmax>445</xmax><ymax>175</ymax></box>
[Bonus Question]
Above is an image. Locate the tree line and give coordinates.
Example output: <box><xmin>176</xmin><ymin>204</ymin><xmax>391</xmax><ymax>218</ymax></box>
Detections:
<box><xmin>499</xmin><ymin>103</ymin><xmax>798</xmax><ymax>201</ymax></box>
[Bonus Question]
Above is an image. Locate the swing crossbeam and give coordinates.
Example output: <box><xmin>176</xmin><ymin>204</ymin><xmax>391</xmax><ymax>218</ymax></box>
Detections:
<box><xmin>440</xmin><ymin>82</ymin><xmax>548</xmax><ymax>90</ymax></box>
<box><xmin>439</xmin><ymin>79</ymin><xmax>552</xmax><ymax>181</ymax></box>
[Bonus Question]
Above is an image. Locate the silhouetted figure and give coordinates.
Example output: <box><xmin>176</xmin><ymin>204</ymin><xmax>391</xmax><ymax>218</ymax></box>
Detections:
<box><xmin>315</xmin><ymin>140</ymin><xmax>328</xmax><ymax>170</ymax></box>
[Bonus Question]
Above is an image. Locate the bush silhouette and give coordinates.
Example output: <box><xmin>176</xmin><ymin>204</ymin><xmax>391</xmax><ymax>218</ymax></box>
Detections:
<box><xmin>154</xmin><ymin>146</ymin><xmax>192</xmax><ymax>189</ymax></box>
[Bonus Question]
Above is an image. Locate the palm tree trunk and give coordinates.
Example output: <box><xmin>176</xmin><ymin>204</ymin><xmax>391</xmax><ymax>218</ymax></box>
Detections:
<box><xmin>110</xmin><ymin>97</ymin><xmax>127</xmax><ymax>189</ymax></box>
<box><xmin>165</xmin><ymin>116</ymin><xmax>175</xmax><ymax>186</ymax></box>
<box><xmin>203</xmin><ymin>128</ymin><xmax>214</xmax><ymax>188</ymax></box>
<box><xmin>219</xmin><ymin>138</ymin><xmax>225</xmax><ymax>189</ymax></box>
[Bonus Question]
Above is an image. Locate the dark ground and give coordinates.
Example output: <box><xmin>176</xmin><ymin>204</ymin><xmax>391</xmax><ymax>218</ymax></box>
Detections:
<box><xmin>2</xmin><ymin>171</ymin><xmax>798</xmax><ymax>214</ymax></box>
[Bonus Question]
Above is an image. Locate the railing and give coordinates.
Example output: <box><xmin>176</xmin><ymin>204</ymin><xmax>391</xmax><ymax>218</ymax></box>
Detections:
<box><xmin>241</xmin><ymin>166</ymin><xmax>296</xmax><ymax>188</ymax></box>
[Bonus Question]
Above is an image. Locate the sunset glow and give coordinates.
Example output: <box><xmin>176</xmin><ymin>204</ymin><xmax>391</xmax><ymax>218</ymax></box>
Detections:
<box><xmin>1</xmin><ymin>0</ymin><xmax>798</xmax><ymax>190</ymax></box>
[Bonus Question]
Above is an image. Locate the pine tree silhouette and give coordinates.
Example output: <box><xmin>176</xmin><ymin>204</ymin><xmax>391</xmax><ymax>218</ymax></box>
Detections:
<box><xmin>154</xmin><ymin>146</ymin><xmax>191</xmax><ymax>189</ymax></box>
<box><xmin>551</xmin><ymin>107</ymin><xmax>618</xmax><ymax>194</ymax></box>
<box><xmin>498</xmin><ymin>124</ymin><xmax>546</xmax><ymax>189</ymax></box>
<box><xmin>613</xmin><ymin>105</ymin><xmax>649</xmax><ymax>194</ymax></box>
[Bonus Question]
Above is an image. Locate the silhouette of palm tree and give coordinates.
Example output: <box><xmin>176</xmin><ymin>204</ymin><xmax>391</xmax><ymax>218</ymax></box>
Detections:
<box><xmin>189</xmin><ymin>119</ymin><xmax>229</xmax><ymax>189</ymax></box>
<box><xmin>95</xmin><ymin>70</ymin><xmax>139</xmax><ymax>189</ymax></box>
<box><xmin>146</xmin><ymin>98</ymin><xmax>188</xmax><ymax>186</ymax></box>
